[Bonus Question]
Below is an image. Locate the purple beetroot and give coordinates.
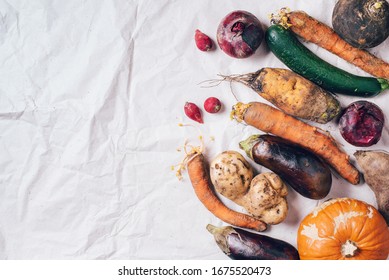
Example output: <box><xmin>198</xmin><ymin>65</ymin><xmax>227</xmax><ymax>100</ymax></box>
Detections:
<box><xmin>216</xmin><ymin>10</ymin><xmax>264</xmax><ymax>59</ymax></box>
<box><xmin>339</xmin><ymin>101</ymin><xmax>385</xmax><ymax>147</ymax></box>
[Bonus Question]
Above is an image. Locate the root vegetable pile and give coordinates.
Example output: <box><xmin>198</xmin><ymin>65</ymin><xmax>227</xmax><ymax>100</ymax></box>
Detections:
<box><xmin>178</xmin><ymin>3</ymin><xmax>389</xmax><ymax>261</ymax></box>
<box><xmin>186</xmin><ymin>150</ymin><xmax>267</xmax><ymax>232</ymax></box>
<box><xmin>210</xmin><ymin>150</ymin><xmax>288</xmax><ymax>225</ymax></box>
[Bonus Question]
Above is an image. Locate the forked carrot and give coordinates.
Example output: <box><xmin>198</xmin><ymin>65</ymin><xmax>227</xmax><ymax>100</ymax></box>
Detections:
<box><xmin>273</xmin><ymin>9</ymin><xmax>389</xmax><ymax>79</ymax></box>
<box><xmin>186</xmin><ymin>152</ymin><xmax>267</xmax><ymax>232</ymax></box>
<box><xmin>231</xmin><ymin>102</ymin><xmax>360</xmax><ymax>185</ymax></box>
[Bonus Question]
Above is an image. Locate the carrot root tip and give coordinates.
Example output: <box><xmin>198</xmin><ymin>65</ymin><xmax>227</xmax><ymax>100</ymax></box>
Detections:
<box><xmin>231</xmin><ymin>102</ymin><xmax>251</xmax><ymax>122</ymax></box>
<box><xmin>270</xmin><ymin>7</ymin><xmax>292</xmax><ymax>28</ymax></box>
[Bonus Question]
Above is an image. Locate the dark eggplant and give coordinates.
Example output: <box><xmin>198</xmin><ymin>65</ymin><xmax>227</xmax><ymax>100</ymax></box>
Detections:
<box><xmin>239</xmin><ymin>134</ymin><xmax>332</xmax><ymax>199</ymax></box>
<box><xmin>207</xmin><ymin>224</ymin><xmax>299</xmax><ymax>260</ymax></box>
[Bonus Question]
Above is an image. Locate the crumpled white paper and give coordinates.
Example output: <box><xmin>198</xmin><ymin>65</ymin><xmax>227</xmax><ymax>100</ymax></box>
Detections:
<box><xmin>0</xmin><ymin>0</ymin><xmax>388</xmax><ymax>259</ymax></box>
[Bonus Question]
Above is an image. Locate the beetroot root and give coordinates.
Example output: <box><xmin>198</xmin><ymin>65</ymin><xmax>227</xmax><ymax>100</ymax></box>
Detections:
<box><xmin>216</xmin><ymin>10</ymin><xmax>264</xmax><ymax>58</ymax></box>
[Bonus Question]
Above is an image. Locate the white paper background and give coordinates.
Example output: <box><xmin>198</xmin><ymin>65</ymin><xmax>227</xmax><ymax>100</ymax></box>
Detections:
<box><xmin>0</xmin><ymin>0</ymin><xmax>388</xmax><ymax>259</ymax></box>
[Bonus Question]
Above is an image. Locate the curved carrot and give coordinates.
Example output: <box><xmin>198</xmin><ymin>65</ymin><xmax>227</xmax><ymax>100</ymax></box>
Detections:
<box><xmin>187</xmin><ymin>152</ymin><xmax>267</xmax><ymax>232</ymax></box>
<box><xmin>281</xmin><ymin>10</ymin><xmax>389</xmax><ymax>80</ymax></box>
<box><xmin>231</xmin><ymin>102</ymin><xmax>360</xmax><ymax>185</ymax></box>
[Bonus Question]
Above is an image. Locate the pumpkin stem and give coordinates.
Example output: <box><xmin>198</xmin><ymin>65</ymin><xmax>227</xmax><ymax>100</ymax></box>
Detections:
<box><xmin>341</xmin><ymin>240</ymin><xmax>359</xmax><ymax>258</ymax></box>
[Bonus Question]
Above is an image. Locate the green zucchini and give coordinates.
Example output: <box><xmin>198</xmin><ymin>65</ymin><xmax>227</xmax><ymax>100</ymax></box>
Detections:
<box><xmin>265</xmin><ymin>24</ymin><xmax>389</xmax><ymax>97</ymax></box>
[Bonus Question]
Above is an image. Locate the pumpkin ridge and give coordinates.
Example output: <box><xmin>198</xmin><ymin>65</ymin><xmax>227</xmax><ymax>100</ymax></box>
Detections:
<box><xmin>352</xmin><ymin>205</ymin><xmax>372</xmax><ymax>244</ymax></box>
<box><xmin>297</xmin><ymin>198</ymin><xmax>389</xmax><ymax>260</ymax></box>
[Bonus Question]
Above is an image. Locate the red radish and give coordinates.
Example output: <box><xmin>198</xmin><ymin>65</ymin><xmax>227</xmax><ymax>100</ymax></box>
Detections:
<box><xmin>204</xmin><ymin>97</ymin><xmax>222</xmax><ymax>113</ymax></box>
<box><xmin>184</xmin><ymin>102</ymin><xmax>203</xmax><ymax>123</ymax></box>
<box><xmin>195</xmin><ymin>29</ymin><xmax>213</xmax><ymax>52</ymax></box>
<box><xmin>217</xmin><ymin>10</ymin><xmax>264</xmax><ymax>58</ymax></box>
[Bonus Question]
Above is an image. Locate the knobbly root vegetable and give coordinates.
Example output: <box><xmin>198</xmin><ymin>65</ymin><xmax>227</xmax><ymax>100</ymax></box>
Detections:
<box><xmin>241</xmin><ymin>173</ymin><xmax>288</xmax><ymax>224</ymax></box>
<box><xmin>195</xmin><ymin>29</ymin><xmax>213</xmax><ymax>51</ymax></box>
<box><xmin>240</xmin><ymin>135</ymin><xmax>332</xmax><ymax>200</ymax></box>
<box><xmin>354</xmin><ymin>150</ymin><xmax>389</xmax><ymax>225</ymax></box>
<box><xmin>219</xmin><ymin>68</ymin><xmax>340</xmax><ymax>124</ymax></box>
<box><xmin>210</xmin><ymin>151</ymin><xmax>288</xmax><ymax>224</ymax></box>
<box><xmin>231</xmin><ymin>102</ymin><xmax>360</xmax><ymax>185</ymax></box>
<box><xmin>297</xmin><ymin>198</ymin><xmax>389</xmax><ymax>260</ymax></box>
<box><xmin>210</xmin><ymin>151</ymin><xmax>253</xmax><ymax>201</ymax></box>
<box><xmin>332</xmin><ymin>0</ymin><xmax>389</xmax><ymax>49</ymax></box>
<box><xmin>184</xmin><ymin>102</ymin><xmax>203</xmax><ymax>123</ymax></box>
<box><xmin>207</xmin><ymin>224</ymin><xmax>300</xmax><ymax>260</ymax></box>
<box><xmin>265</xmin><ymin>23</ymin><xmax>389</xmax><ymax>96</ymax></box>
<box><xmin>204</xmin><ymin>97</ymin><xmax>222</xmax><ymax>113</ymax></box>
<box><xmin>272</xmin><ymin>9</ymin><xmax>389</xmax><ymax>80</ymax></box>
<box><xmin>217</xmin><ymin>10</ymin><xmax>264</xmax><ymax>58</ymax></box>
<box><xmin>185</xmin><ymin>149</ymin><xmax>267</xmax><ymax>231</ymax></box>
<box><xmin>339</xmin><ymin>101</ymin><xmax>384</xmax><ymax>147</ymax></box>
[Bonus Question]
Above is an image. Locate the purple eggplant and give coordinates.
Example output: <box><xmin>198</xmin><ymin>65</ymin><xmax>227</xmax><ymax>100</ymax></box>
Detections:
<box><xmin>239</xmin><ymin>134</ymin><xmax>332</xmax><ymax>199</ymax></box>
<box><xmin>207</xmin><ymin>224</ymin><xmax>299</xmax><ymax>260</ymax></box>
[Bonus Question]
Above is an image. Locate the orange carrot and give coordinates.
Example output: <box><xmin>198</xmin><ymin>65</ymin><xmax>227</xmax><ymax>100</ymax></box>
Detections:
<box><xmin>275</xmin><ymin>9</ymin><xmax>389</xmax><ymax>79</ymax></box>
<box><xmin>231</xmin><ymin>102</ymin><xmax>360</xmax><ymax>185</ymax></box>
<box><xmin>186</xmin><ymin>152</ymin><xmax>267</xmax><ymax>232</ymax></box>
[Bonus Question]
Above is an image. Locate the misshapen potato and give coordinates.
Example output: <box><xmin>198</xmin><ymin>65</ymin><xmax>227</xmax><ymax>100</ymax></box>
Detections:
<box><xmin>210</xmin><ymin>151</ymin><xmax>253</xmax><ymax>201</ymax></box>
<box><xmin>210</xmin><ymin>150</ymin><xmax>288</xmax><ymax>225</ymax></box>
<box><xmin>241</xmin><ymin>172</ymin><xmax>288</xmax><ymax>225</ymax></box>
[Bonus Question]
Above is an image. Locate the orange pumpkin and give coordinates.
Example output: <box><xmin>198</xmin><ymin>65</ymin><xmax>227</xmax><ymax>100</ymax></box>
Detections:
<box><xmin>297</xmin><ymin>198</ymin><xmax>389</xmax><ymax>260</ymax></box>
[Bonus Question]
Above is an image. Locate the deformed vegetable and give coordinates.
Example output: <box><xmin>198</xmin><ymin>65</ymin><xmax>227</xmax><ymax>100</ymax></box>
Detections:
<box><xmin>204</xmin><ymin>97</ymin><xmax>222</xmax><ymax>113</ymax></box>
<box><xmin>339</xmin><ymin>101</ymin><xmax>384</xmax><ymax>147</ymax></box>
<box><xmin>210</xmin><ymin>151</ymin><xmax>288</xmax><ymax>224</ymax></box>
<box><xmin>273</xmin><ymin>9</ymin><xmax>389</xmax><ymax>80</ymax></box>
<box><xmin>240</xmin><ymin>135</ymin><xmax>332</xmax><ymax>200</ymax></box>
<box><xmin>265</xmin><ymin>24</ymin><xmax>389</xmax><ymax>96</ymax></box>
<box><xmin>184</xmin><ymin>149</ymin><xmax>267</xmax><ymax>231</ymax></box>
<box><xmin>219</xmin><ymin>68</ymin><xmax>340</xmax><ymax>124</ymax></box>
<box><xmin>297</xmin><ymin>198</ymin><xmax>389</xmax><ymax>260</ymax></box>
<box><xmin>195</xmin><ymin>29</ymin><xmax>213</xmax><ymax>51</ymax></box>
<box><xmin>210</xmin><ymin>151</ymin><xmax>253</xmax><ymax>201</ymax></box>
<box><xmin>217</xmin><ymin>10</ymin><xmax>264</xmax><ymax>59</ymax></box>
<box><xmin>231</xmin><ymin>102</ymin><xmax>360</xmax><ymax>185</ymax></box>
<box><xmin>207</xmin><ymin>224</ymin><xmax>299</xmax><ymax>260</ymax></box>
<box><xmin>184</xmin><ymin>102</ymin><xmax>203</xmax><ymax>123</ymax></box>
<box><xmin>354</xmin><ymin>150</ymin><xmax>389</xmax><ymax>225</ymax></box>
<box><xmin>241</xmin><ymin>172</ymin><xmax>288</xmax><ymax>224</ymax></box>
<box><xmin>332</xmin><ymin>0</ymin><xmax>389</xmax><ymax>49</ymax></box>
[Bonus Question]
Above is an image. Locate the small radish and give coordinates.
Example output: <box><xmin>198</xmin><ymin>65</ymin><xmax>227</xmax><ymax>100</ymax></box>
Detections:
<box><xmin>195</xmin><ymin>29</ymin><xmax>213</xmax><ymax>52</ymax></box>
<box><xmin>184</xmin><ymin>102</ymin><xmax>203</xmax><ymax>123</ymax></box>
<box><xmin>204</xmin><ymin>97</ymin><xmax>222</xmax><ymax>113</ymax></box>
